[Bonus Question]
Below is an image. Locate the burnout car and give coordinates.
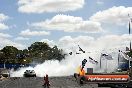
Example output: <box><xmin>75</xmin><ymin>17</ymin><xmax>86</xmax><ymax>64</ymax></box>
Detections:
<box><xmin>23</xmin><ymin>70</ymin><xmax>36</xmax><ymax>77</ymax></box>
<box><xmin>0</xmin><ymin>68</ymin><xmax>10</xmax><ymax>77</ymax></box>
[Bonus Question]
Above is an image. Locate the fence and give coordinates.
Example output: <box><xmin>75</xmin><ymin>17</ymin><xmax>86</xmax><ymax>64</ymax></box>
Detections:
<box><xmin>0</xmin><ymin>63</ymin><xmax>32</xmax><ymax>69</ymax></box>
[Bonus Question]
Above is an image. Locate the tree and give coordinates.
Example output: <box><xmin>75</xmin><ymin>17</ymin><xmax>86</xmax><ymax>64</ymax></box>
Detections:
<box><xmin>16</xmin><ymin>49</ymin><xmax>31</xmax><ymax>64</ymax></box>
<box><xmin>1</xmin><ymin>46</ymin><xmax>19</xmax><ymax>63</ymax></box>
<box><xmin>0</xmin><ymin>51</ymin><xmax>4</xmax><ymax>63</ymax></box>
<box><xmin>0</xmin><ymin>42</ymin><xmax>65</xmax><ymax>64</ymax></box>
<box><xmin>28</xmin><ymin>42</ymin><xmax>65</xmax><ymax>63</ymax></box>
<box><xmin>28</xmin><ymin>42</ymin><xmax>51</xmax><ymax>62</ymax></box>
<box><xmin>49</xmin><ymin>46</ymin><xmax>65</xmax><ymax>61</ymax></box>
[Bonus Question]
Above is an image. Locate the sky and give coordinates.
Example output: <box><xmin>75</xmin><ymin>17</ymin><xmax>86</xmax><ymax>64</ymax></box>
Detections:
<box><xmin>0</xmin><ymin>0</ymin><xmax>132</xmax><ymax>51</ymax></box>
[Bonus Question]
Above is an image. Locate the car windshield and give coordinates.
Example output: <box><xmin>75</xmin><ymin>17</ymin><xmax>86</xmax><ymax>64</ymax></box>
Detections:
<box><xmin>1</xmin><ymin>70</ymin><xmax>9</xmax><ymax>73</ymax></box>
<box><xmin>25</xmin><ymin>70</ymin><xmax>35</xmax><ymax>73</ymax></box>
<box><xmin>31</xmin><ymin>70</ymin><xmax>35</xmax><ymax>72</ymax></box>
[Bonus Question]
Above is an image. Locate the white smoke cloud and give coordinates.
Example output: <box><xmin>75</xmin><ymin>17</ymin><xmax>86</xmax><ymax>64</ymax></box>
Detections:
<box><xmin>10</xmin><ymin>34</ymin><xmax>131</xmax><ymax>77</ymax></box>
<box><xmin>10</xmin><ymin>53</ymin><xmax>95</xmax><ymax>77</ymax></box>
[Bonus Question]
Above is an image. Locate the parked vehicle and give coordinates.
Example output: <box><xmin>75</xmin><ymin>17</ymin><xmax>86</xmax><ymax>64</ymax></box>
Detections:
<box><xmin>0</xmin><ymin>68</ymin><xmax>10</xmax><ymax>77</ymax></box>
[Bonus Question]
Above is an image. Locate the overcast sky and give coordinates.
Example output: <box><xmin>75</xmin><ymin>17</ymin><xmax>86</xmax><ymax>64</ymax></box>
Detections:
<box><xmin>0</xmin><ymin>0</ymin><xmax>132</xmax><ymax>50</ymax></box>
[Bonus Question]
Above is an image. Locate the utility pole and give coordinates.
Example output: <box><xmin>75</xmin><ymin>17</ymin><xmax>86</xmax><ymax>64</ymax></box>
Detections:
<box><xmin>100</xmin><ymin>54</ymin><xmax>102</xmax><ymax>69</ymax></box>
<box><xmin>128</xmin><ymin>14</ymin><xmax>132</xmax><ymax>51</ymax></box>
<box><xmin>129</xmin><ymin>21</ymin><xmax>131</xmax><ymax>51</ymax></box>
<box><xmin>128</xmin><ymin>14</ymin><xmax>132</xmax><ymax>68</ymax></box>
<box><xmin>118</xmin><ymin>50</ymin><xmax>120</xmax><ymax>67</ymax></box>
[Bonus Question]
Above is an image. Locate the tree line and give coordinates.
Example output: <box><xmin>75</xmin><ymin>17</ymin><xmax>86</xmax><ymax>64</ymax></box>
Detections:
<box><xmin>0</xmin><ymin>42</ymin><xmax>65</xmax><ymax>64</ymax></box>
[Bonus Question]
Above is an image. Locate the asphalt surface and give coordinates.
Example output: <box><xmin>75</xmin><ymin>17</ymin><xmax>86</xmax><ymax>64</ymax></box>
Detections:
<box><xmin>0</xmin><ymin>76</ymin><xmax>110</xmax><ymax>88</ymax></box>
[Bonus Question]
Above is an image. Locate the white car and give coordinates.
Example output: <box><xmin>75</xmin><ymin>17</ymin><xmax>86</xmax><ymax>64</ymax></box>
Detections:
<box><xmin>0</xmin><ymin>69</ymin><xmax>10</xmax><ymax>77</ymax></box>
<box><xmin>23</xmin><ymin>70</ymin><xmax>36</xmax><ymax>77</ymax></box>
